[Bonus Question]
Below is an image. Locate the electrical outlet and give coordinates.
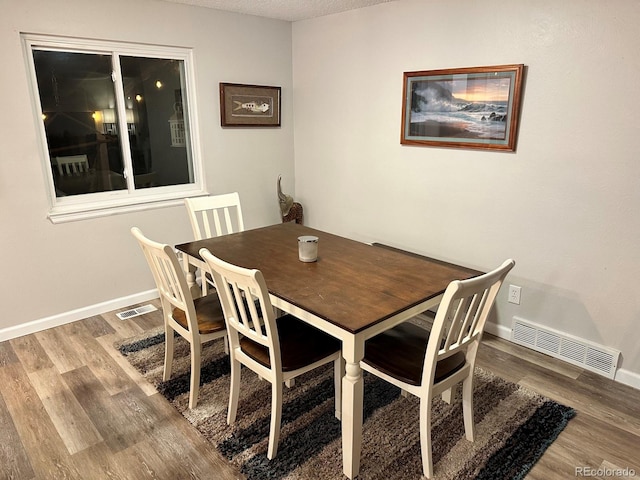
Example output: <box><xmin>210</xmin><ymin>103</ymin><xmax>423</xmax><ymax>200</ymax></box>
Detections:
<box><xmin>508</xmin><ymin>285</ymin><xmax>521</xmax><ymax>305</ymax></box>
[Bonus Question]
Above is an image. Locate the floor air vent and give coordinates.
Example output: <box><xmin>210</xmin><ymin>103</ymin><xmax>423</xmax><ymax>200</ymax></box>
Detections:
<box><xmin>511</xmin><ymin>317</ymin><xmax>620</xmax><ymax>379</ymax></box>
<box><xmin>116</xmin><ymin>304</ymin><xmax>158</xmax><ymax>320</ymax></box>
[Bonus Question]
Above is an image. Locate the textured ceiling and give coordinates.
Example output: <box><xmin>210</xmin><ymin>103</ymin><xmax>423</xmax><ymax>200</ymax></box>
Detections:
<box><xmin>158</xmin><ymin>0</ymin><xmax>396</xmax><ymax>21</ymax></box>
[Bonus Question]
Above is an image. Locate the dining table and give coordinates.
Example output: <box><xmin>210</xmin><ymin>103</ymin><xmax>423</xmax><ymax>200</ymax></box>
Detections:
<box><xmin>175</xmin><ymin>221</ymin><xmax>481</xmax><ymax>479</ymax></box>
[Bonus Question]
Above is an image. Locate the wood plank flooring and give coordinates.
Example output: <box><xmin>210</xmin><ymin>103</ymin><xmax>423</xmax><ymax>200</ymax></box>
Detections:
<box><xmin>1</xmin><ymin>300</ymin><xmax>638</xmax><ymax>479</ymax></box>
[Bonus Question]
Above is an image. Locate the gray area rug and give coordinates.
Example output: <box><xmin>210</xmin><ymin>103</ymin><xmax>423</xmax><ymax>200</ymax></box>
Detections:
<box><xmin>116</xmin><ymin>327</ymin><xmax>575</xmax><ymax>480</ymax></box>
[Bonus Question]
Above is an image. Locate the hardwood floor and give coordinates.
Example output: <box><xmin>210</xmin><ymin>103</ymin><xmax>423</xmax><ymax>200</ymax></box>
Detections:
<box><xmin>1</xmin><ymin>301</ymin><xmax>638</xmax><ymax>479</ymax></box>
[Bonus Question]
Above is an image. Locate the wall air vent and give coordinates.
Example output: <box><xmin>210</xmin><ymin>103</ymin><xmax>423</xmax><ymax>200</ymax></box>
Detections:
<box><xmin>116</xmin><ymin>304</ymin><xmax>158</xmax><ymax>320</ymax></box>
<box><xmin>511</xmin><ymin>317</ymin><xmax>620</xmax><ymax>379</ymax></box>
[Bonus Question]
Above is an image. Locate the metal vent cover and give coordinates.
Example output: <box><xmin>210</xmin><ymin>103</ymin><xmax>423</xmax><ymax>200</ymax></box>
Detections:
<box><xmin>511</xmin><ymin>317</ymin><xmax>620</xmax><ymax>379</ymax></box>
<box><xmin>116</xmin><ymin>304</ymin><xmax>158</xmax><ymax>320</ymax></box>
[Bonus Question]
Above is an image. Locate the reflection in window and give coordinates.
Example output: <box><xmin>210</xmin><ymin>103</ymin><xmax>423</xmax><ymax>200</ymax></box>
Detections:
<box><xmin>24</xmin><ymin>34</ymin><xmax>202</xmax><ymax>221</ymax></box>
<box><xmin>34</xmin><ymin>51</ymin><xmax>126</xmax><ymax>197</ymax></box>
<box><xmin>120</xmin><ymin>56</ymin><xmax>193</xmax><ymax>190</ymax></box>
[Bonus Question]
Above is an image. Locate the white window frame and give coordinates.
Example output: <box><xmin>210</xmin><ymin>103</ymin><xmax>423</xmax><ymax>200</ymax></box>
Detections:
<box><xmin>22</xmin><ymin>33</ymin><xmax>206</xmax><ymax>223</ymax></box>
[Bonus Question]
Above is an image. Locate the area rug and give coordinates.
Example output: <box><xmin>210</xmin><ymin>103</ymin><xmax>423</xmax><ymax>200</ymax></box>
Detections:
<box><xmin>116</xmin><ymin>327</ymin><xmax>575</xmax><ymax>480</ymax></box>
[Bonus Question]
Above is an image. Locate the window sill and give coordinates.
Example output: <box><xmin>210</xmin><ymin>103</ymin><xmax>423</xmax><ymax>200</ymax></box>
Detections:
<box><xmin>48</xmin><ymin>192</ymin><xmax>206</xmax><ymax>224</ymax></box>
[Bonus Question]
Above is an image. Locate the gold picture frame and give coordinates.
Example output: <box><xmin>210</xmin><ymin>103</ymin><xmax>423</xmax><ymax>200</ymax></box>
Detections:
<box><xmin>401</xmin><ymin>64</ymin><xmax>524</xmax><ymax>151</ymax></box>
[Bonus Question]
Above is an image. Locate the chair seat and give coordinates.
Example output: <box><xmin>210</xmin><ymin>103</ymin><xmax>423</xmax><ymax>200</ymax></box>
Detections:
<box><xmin>363</xmin><ymin>322</ymin><xmax>465</xmax><ymax>386</ymax></box>
<box><xmin>172</xmin><ymin>294</ymin><xmax>226</xmax><ymax>334</ymax></box>
<box><xmin>240</xmin><ymin>314</ymin><xmax>340</xmax><ymax>371</ymax></box>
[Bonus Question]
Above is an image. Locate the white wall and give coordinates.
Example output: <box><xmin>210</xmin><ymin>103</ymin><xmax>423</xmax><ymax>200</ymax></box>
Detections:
<box><xmin>0</xmin><ymin>0</ymin><xmax>293</xmax><ymax>336</ymax></box>
<box><xmin>3</xmin><ymin>0</ymin><xmax>639</xmax><ymax>387</ymax></box>
<box><xmin>292</xmin><ymin>0</ymin><xmax>640</xmax><ymax>384</ymax></box>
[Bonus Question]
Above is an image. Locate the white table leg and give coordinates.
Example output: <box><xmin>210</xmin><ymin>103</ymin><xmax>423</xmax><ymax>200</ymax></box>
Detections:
<box><xmin>182</xmin><ymin>254</ymin><xmax>201</xmax><ymax>299</ymax></box>
<box><xmin>342</xmin><ymin>339</ymin><xmax>364</xmax><ymax>479</ymax></box>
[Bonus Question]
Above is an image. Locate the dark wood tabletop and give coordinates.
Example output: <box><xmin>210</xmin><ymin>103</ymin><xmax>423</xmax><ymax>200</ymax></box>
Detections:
<box><xmin>176</xmin><ymin>222</ymin><xmax>480</xmax><ymax>334</ymax></box>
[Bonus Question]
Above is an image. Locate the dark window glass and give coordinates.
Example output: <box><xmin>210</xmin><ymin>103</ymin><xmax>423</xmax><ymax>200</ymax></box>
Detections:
<box><xmin>33</xmin><ymin>50</ymin><xmax>195</xmax><ymax>198</ymax></box>
<box><xmin>34</xmin><ymin>51</ymin><xmax>126</xmax><ymax>197</ymax></box>
<box><xmin>120</xmin><ymin>56</ymin><xmax>193</xmax><ymax>190</ymax></box>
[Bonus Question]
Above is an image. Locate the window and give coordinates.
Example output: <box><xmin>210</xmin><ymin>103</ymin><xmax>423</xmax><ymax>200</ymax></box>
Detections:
<box><xmin>23</xmin><ymin>34</ymin><xmax>205</xmax><ymax>222</ymax></box>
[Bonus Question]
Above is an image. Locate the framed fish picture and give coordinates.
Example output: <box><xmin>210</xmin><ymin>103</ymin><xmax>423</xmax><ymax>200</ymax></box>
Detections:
<box><xmin>401</xmin><ymin>65</ymin><xmax>524</xmax><ymax>151</ymax></box>
<box><xmin>220</xmin><ymin>83</ymin><xmax>281</xmax><ymax>127</ymax></box>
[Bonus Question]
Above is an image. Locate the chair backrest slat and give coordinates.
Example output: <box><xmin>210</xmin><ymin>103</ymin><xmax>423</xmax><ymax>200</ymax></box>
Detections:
<box><xmin>422</xmin><ymin>259</ymin><xmax>515</xmax><ymax>385</ymax></box>
<box><xmin>200</xmin><ymin>248</ymin><xmax>282</xmax><ymax>370</ymax></box>
<box><xmin>55</xmin><ymin>155</ymin><xmax>89</xmax><ymax>176</ymax></box>
<box><xmin>185</xmin><ymin>193</ymin><xmax>244</xmax><ymax>240</ymax></box>
<box><xmin>210</xmin><ymin>209</ymin><xmax>222</xmax><ymax>238</ymax></box>
<box><xmin>209</xmin><ymin>253</ymin><xmax>271</xmax><ymax>346</ymax></box>
<box><xmin>230</xmin><ymin>281</ymin><xmax>261</xmax><ymax>339</ymax></box>
<box><xmin>202</xmin><ymin>210</ymin><xmax>214</xmax><ymax>239</ymax></box>
<box><xmin>131</xmin><ymin>227</ymin><xmax>198</xmax><ymax>333</ymax></box>
<box><xmin>462</xmin><ymin>291</ymin><xmax>488</xmax><ymax>343</ymax></box>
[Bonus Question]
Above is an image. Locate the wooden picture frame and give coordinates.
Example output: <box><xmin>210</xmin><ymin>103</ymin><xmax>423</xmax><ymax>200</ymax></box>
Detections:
<box><xmin>220</xmin><ymin>83</ymin><xmax>281</xmax><ymax>127</ymax></box>
<box><xmin>401</xmin><ymin>64</ymin><xmax>524</xmax><ymax>151</ymax></box>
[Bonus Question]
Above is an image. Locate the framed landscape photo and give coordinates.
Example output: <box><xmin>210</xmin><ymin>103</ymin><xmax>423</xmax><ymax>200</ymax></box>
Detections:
<box><xmin>401</xmin><ymin>64</ymin><xmax>524</xmax><ymax>151</ymax></box>
<box><xmin>220</xmin><ymin>83</ymin><xmax>281</xmax><ymax>127</ymax></box>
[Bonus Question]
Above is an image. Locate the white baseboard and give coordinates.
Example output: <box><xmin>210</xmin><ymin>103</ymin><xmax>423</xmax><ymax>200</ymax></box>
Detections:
<box><xmin>0</xmin><ymin>290</ymin><xmax>159</xmax><ymax>342</ymax></box>
<box><xmin>485</xmin><ymin>321</ymin><xmax>640</xmax><ymax>391</ymax></box>
<box><xmin>614</xmin><ymin>368</ymin><xmax>640</xmax><ymax>390</ymax></box>
<box><xmin>485</xmin><ymin>321</ymin><xmax>512</xmax><ymax>339</ymax></box>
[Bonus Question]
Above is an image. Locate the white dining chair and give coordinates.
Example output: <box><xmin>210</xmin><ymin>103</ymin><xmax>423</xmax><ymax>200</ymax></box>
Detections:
<box><xmin>54</xmin><ymin>154</ymin><xmax>89</xmax><ymax>176</ymax></box>
<box><xmin>360</xmin><ymin>259</ymin><xmax>515</xmax><ymax>478</ymax></box>
<box><xmin>131</xmin><ymin>227</ymin><xmax>228</xmax><ymax>409</ymax></box>
<box><xmin>184</xmin><ymin>192</ymin><xmax>245</xmax><ymax>294</ymax></box>
<box><xmin>199</xmin><ymin>247</ymin><xmax>343</xmax><ymax>459</ymax></box>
